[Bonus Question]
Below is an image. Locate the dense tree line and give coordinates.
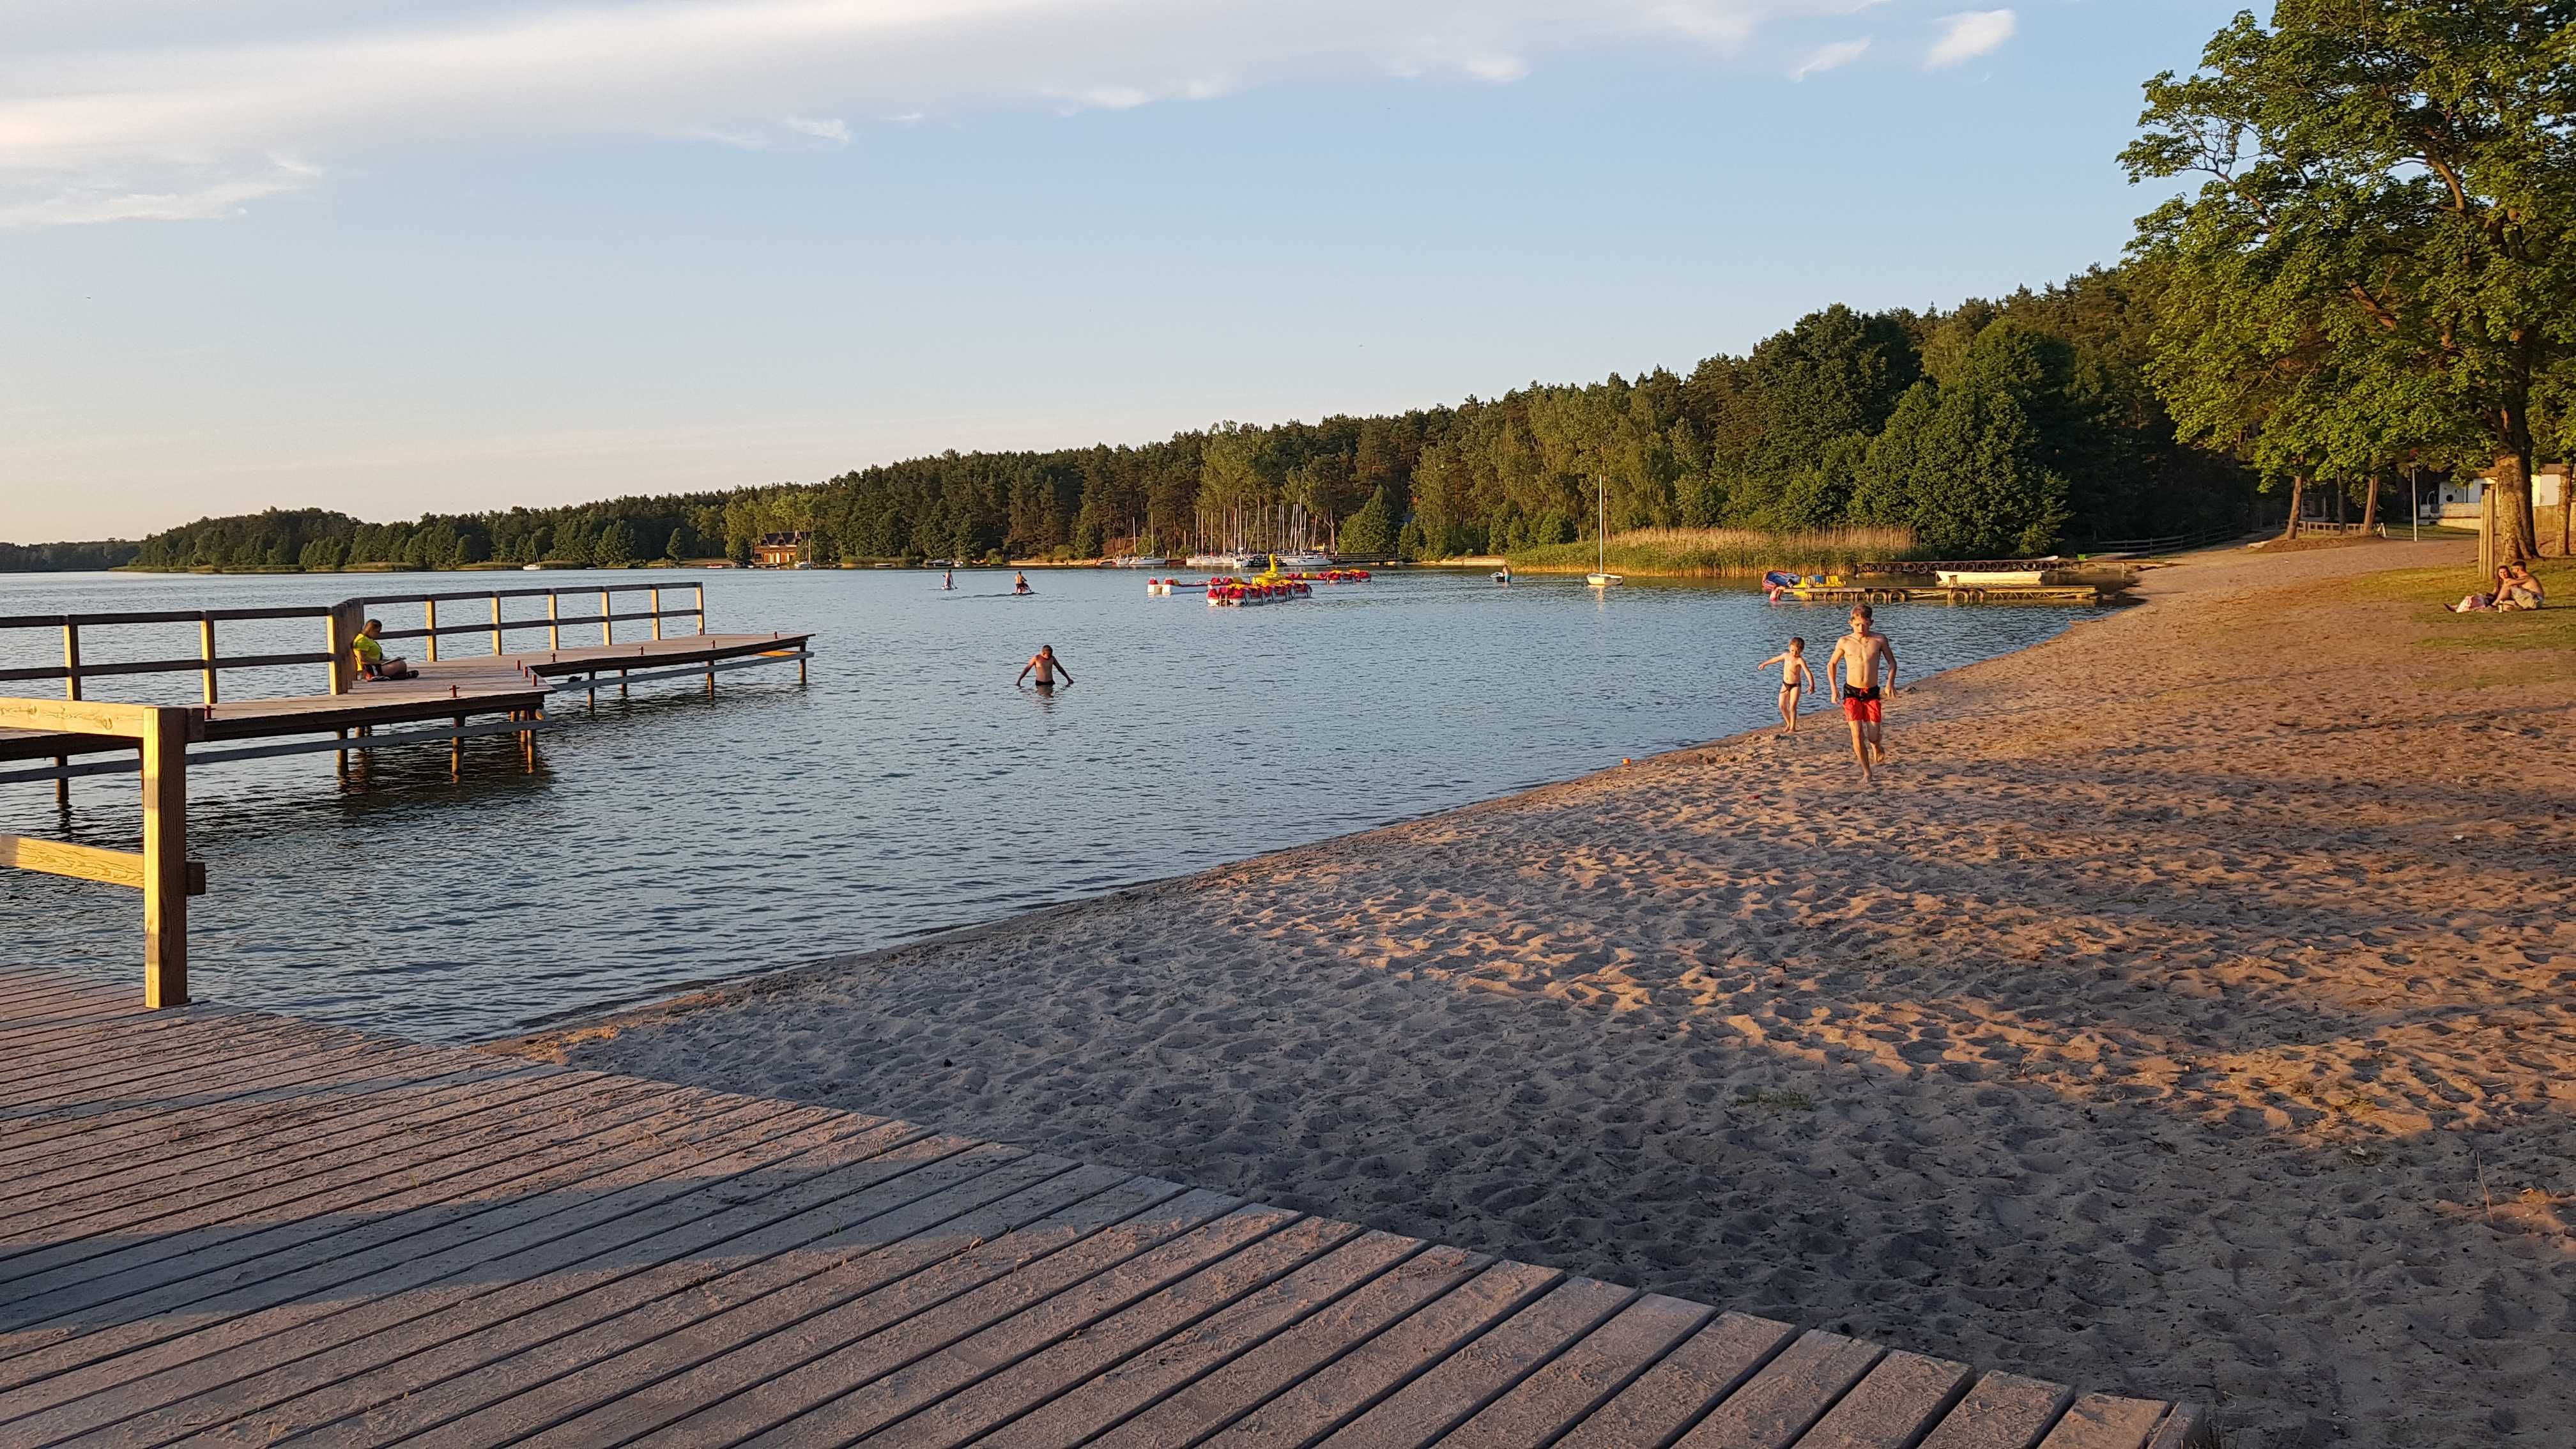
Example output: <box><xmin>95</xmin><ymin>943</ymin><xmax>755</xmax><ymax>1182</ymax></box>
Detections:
<box><xmin>77</xmin><ymin>265</ymin><xmax>2265</xmax><ymax>574</ymax></box>
<box><xmin>0</xmin><ymin>539</ymin><xmax>139</xmax><ymax>572</ymax></box>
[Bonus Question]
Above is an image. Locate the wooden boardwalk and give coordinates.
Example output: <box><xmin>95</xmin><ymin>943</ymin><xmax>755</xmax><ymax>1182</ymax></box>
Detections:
<box><xmin>0</xmin><ymin>965</ymin><xmax>2209</xmax><ymax>1449</ymax></box>
<box><xmin>0</xmin><ymin>634</ymin><xmax>809</xmax><ymax>769</ymax></box>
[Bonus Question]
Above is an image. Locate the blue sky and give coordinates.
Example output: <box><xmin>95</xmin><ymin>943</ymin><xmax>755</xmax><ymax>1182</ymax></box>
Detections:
<box><xmin>0</xmin><ymin>1</ymin><xmax>2248</xmax><ymax>540</ymax></box>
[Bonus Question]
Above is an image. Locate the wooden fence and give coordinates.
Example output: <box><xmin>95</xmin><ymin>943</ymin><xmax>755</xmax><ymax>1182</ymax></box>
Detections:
<box><xmin>0</xmin><ymin>696</ymin><xmax>203</xmax><ymax>1007</ymax></box>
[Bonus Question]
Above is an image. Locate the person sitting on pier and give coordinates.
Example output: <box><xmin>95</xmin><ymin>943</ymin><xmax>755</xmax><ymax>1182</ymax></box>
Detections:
<box><xmin>1016</xmin><ymin>644</ymin><xmax>1072</xmax><ymax>690</ymax></box>
<box><xmin>351</xmin><ymin>619</ymin><xmax>417</xmax><ymax>682</ymax></box>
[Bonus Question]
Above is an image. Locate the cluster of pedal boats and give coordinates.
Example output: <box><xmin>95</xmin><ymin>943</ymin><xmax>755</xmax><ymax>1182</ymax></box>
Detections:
<box><xmin>1144</xmin><ymin>561</ymin><xmax>1374</xmax><ymax>604</ymax></box>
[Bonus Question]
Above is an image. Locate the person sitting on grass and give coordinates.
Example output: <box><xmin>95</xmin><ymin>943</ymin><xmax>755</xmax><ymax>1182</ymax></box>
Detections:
<box><xmin>2497</xmin><ymin>562</ymin><xmax>2546</xmax><ymax>610</ymax></box>
<box><xmin>351</xmin><ymin>619</ymin><xmax>416</xmax><ymax>681</ymax></box>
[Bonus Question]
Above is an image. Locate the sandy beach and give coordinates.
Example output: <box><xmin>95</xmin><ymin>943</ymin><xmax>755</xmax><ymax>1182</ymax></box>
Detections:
<box><xmin>502</xmin><ymin>540</ymin><xmax>2576</xmax><ymax>1448</ymax></box>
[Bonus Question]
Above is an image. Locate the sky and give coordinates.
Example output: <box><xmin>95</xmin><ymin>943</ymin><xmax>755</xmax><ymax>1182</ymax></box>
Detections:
<box><xmin>0</xmin><ymin>0</ymin><xmax>2251</xmax><ymax>542</ymax></box>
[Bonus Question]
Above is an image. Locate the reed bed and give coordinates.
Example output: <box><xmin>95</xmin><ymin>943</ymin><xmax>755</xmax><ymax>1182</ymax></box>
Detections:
<box><xmin>1502</xmin><ymin>526</ymin><xmax>1922</xmax><ymax>578</ymax></box>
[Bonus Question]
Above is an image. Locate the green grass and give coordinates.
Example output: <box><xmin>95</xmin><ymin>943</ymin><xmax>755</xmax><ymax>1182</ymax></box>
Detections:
<box><xmin>1506</xmin><ymin>526</ymin><xmax>1922</xmax><ymax>579</ymax></box>
<box><xmin>2340</xmin><ymin>558</ymin><xmax>2576</xmax><ymax>654</ymax></box>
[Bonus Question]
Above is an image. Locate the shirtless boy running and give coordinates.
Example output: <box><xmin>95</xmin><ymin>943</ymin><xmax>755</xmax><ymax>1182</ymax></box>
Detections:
<box><xmin>1756</xmin><ymin>637</ymin><xmax>1816</xmax><ymax>735</ymax></box>
<box><xmin>1823</xmin><ymin>604</ymin><xmax>1898</xmax><ymax>781</ymax></box>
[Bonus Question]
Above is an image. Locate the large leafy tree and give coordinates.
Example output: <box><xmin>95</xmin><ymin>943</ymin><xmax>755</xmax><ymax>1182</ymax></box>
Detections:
<box><xmin>1853</xmin><ymin>321</ymin><xmax>2076</xmax><ymax>556</ymax></box>
<box><xmin>2123</xmin><ymin>1</ymin><xmax>2576</xmax><ymax>562</ymax></box>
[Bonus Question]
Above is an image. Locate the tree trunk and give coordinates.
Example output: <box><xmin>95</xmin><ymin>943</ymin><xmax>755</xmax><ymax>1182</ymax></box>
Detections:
<box><xmin>2360</xmin><ymin>473</ymin><xmax>2379</xmax><ymax>534</ymax></box>
<box><xmin>2281</xmin><ymin>475</ymin><xmax>2306</xmax><ymax>540</ymax></box>
<box><xmin>2491</xmin><ymin>452</ymin><xmax>2542</xmax><ymax>565</ymax></box>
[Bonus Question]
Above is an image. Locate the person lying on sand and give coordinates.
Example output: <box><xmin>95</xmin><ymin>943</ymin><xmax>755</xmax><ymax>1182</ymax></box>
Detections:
<box><xmin>1016</xmin><ymin>644</ymin><xmax>1072</xmax><ymax>689</ymax></box>
<box><xmin>1757</xmin><ymin>638</ymin><xmax>1816</xmax><ymax>735</ymax></box>
<box><xmin>1824</xmin><ymin>606</ymin><xmax>1897</xmax><ymax>782</ymax></box>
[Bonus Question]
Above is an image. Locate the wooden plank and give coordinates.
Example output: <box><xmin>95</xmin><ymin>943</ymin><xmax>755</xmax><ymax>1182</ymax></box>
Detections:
<box><xmin>1089</xmin><ymin>1244</ymin><xmax>1489</xmax><ymax>1449</ymax></box>
<box><xmin>0</xmin><ymin>1035</ymin><xmax>407</xmax><ymax>1174</ymax></box>
<box><xmin>857</xmin><ymin>1213</ymin><xmax>1366</xmax><ymax>1449</ymax></box>
<box><xmin>0</xmin><ymin>1073</ymin><xmax>684</xmax><ymax>1318</ymax></box>
<box><xmin>2034</xmin><ymin>1393</ymin><xmax>2168</xmax><ymax>1449</ymax></box>
<box><xmin>1200</xmin><ymin>1259</ymin><xmax>1564</xmax><ymax>1449</ymax></box>
<box><xmin>521</xmin><ymin>1179</ymin><xmax>1230</xmax><ymax>1449</ymax></box>
<box><xmin>0</xmin><ymin>1110</ymin><xmax>932</xmax><ymax>1443</ymax></box>
<box><xmin>1439</xmin><ymin>1292</ymin><xmax>1715</xmax><ymax>1449</ymax></box>
<box><xmin>988</xmin><ymin>1230</ymin><xmax>1427</xmax><ymax>1449</ymax></box>
<box><xmin>1311</xmin><ymin>1275</ymin><xmax>1633</xmax><ymax>1449</ymax></box>
<box><xmin>0</xmin><ymin>1066</ymin><xmax>555</xmax><ymax>1242</ymax></box>
<box><xmin>1671</xmin><ymin>1330</ymin><xmax>1883</xmax><ymax>1449</ymax></box>
<box><xmin>98</xmin><ymin>1131</ymin><xmax>992</xmax><ymax>1446</ymax></box>
<box><xmin>707</xmin><ymin>1200</ymin><xmax>1297</xmax><ymax>1448</ymax></box>
<box><xmin>314</xmin><ymin>1164</ymin><xmax>1151</xmax><ymax>1449</ymax></box>
<box><xmin>0</xmin><ymin>1015</ymin><xmax>369</xmax><ymax>1112</ymax></box>
<box><xmin>0</xmin><ymin>695</ymin><xmax>176</xmax><ymax>737</ymax></box>
<box><xmin>2144</xmin><ymin>1405</ymin><xmax>2212</xmax><ymax>1449</ymax></box>
<box><xmin>1557</xmin><ymin>1313</ymin><xmax>1801</xmax><ymax>1449</ymax></box>
<box><xmin>1907</xmin><ymin>1373</ymin><xmax>2074</xmax><ymax>1449</ymax></box>
<box><xmin>0</xmin><ymin>1094</ymin><xmax>824</xmax><ymax>1390</ymax></box>
<box><xmin>1790</xmin><ymin>1351</ymin><xmax>1975</xmax><ymax>1449</ymax></box>
<box><xmin>0</xmin><ymin>1029</ymin><xmax>407</xmax><ymax>1162</ymax></box>
<box><xmin>0</xmin><ymin>832</ymin><xmax>146</xmax><ymax>887</ymax></box>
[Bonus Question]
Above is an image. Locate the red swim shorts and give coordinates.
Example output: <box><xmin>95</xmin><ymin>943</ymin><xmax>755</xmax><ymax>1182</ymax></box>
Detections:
<box><xmin>1841</xmin><ymin>688</ymin><xmax>1882</xmax><ymax>724</ymax></box>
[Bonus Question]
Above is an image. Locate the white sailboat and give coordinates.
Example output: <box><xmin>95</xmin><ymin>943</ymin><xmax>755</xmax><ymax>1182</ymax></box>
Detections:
<box><xmin>1586</xmin><ymin>479</ymin><xmax>1623</xmax><ymax>588</ymax></box>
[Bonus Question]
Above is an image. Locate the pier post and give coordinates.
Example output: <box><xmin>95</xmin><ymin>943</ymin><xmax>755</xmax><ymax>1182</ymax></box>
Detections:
<box><xmin>548</xmin><ymin>594</ymin><xmax>561</xmax><ymax>651</ymax></box>
<box><xmin>600</xmin><ymin>590</ymin><xmax>613</xmax><ymax>648</ymax></box>
<box><xmin>490</xmin><ymin>594</ymin><xmax>503</xmax><ymax>657</ymax></box>
<box><xmin>696</xmin><ymin>584</ymin><xmax>707</xmax><ymax>636</ymax></box>
<box><xmin>651</xmin><ymin>587</ymin><xmax>663</xmax><ymax>641</ymax></box>
<box><xmin>55</xmin><ymin>621</ymin><xmax>80</xmax><ymax>808</ymax></box>
<box><xmin>450</xmin><ymin>716</ymin><xmax>464</xmax><ymax>776</ymax></box>
<box><xmin>326</xmin><ymin>602</ymin><xmax>364</xmax><ymax>695</ymax></box>
<box><xmin>425</xmin><ymin>598</ymin><xmax>440</xmax><ymax>662</ymax></box>
<box><xmin>199</xmin><ymin>616</ymin><xmax>219</xmax><ymax>704</ymax></box>
<box><xmin>335</xmin><ymin>727</ymin><xmax>349</xmax><ymax>779</ymax></box>
<box><xmin>140</xmin><ymin>707</ymin><xmax>189</xmax><ymax>1009</ymax></box>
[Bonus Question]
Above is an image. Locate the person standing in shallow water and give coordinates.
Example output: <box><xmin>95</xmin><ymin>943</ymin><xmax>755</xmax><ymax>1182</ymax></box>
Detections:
<box><xmin>1017</xmin><ymin>644</ymin><xmax>1073</xmax><ymax>690</ymax></box>
<box><xmin>1823</xmin><ymin>604</ymin><xmax>1897</xmax><ymax>781</ymax></box>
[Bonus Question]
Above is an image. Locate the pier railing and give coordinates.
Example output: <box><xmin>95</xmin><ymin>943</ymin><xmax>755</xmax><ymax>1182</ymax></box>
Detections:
<box><xmin>0</xmin><ymin>581</ymin><xmax>709</xmax><ymax>702</ymax></box>
<box><xmin>0</xmin><ymin>696</ymin><xmax>202</xmax><ymax>1007</ymax></box>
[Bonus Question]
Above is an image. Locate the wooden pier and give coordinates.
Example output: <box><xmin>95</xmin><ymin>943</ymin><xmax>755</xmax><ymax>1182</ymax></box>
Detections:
<box><xmin>0</xmin><ymin>964</ymin><xmax>2211</xmax><ymax>1449</ymax></box>
<box><xmin>0</xmin><ymin>583</ymin><xmax>811</xmax><ymax>784</ymax></box>
<box><xmin>0</xmin><ymin>584</ymin><xmax>811</xmax><ymax>1008</ymax></box>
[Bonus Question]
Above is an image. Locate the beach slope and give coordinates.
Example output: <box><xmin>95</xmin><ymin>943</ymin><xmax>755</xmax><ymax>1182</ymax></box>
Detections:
<box><xmin>502</xmin><ymin>539</ymin><xmax>2575</xmax><ymax>1448</ymax></box>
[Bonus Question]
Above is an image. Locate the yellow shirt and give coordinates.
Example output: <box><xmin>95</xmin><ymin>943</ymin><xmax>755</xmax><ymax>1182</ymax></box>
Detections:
<box><xmin>353</xmin><ymin>633</ymin><xmax>385</xmax><ymax>666</ymax></box>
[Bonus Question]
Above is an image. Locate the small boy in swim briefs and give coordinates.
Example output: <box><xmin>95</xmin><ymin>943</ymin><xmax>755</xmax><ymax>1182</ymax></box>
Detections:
<box><xmin>1756</xmin><ymin>638</ymin><xmax>1816</xmax><ymax>735</ymax></box>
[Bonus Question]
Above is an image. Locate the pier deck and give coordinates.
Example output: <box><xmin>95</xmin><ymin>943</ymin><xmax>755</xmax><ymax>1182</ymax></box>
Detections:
<box><xmin>0</xmin><ymin>964</ymin><xmax>2208</xmax><ymax>1449</ymax></box>
<box><xmin>0</xmin><ymin>634</ymin><xmax>810</xmax><ymax>767</ymax></box>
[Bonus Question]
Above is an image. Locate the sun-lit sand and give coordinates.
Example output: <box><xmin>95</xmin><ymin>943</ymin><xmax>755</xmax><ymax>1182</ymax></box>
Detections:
<box><xmin>502</xmin><ymin>539</ymin><xmax>2576</xmax><ymax>1448</ymax></box>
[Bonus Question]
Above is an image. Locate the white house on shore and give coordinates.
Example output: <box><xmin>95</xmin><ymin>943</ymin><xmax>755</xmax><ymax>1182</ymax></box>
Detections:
<box><xmin>2428</xmin><ymin>465</ymin><xmax>2568</xmax><ymax>522</ymax></box>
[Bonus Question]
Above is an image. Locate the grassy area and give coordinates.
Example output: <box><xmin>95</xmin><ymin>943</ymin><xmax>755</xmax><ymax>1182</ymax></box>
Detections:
<box><xmin>2340</xmin><ymin>558</ymin><xmax>2576</xmax><ymax>654</ymax></box>
<box><xmin>1505</xmin><ymin>526</ymin><xmax>1921</xmax><ymax>579</ymax></box>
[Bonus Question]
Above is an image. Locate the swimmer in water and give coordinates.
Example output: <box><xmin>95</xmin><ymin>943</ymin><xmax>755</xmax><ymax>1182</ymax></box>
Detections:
<box><xmin>1016</xmin><ymin>643</ymin><xmax>1073</xmax><ymax>689</ymax></box>
<box><xmin>942</xmin><ymin>569</ymin><xmax>954</xmax><ymax>591</ymax></box>
<box><xmin>1013</xmin><ymin>571</ymin><xmax>1034</xmax><ymax>595</ymax></box>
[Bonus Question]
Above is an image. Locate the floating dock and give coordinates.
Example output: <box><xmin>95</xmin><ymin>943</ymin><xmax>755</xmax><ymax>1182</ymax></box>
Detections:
<box><xmin>0</xmin><ymin>963</ymin><xmax>2210</xmax><ymax>1449</ymax></box>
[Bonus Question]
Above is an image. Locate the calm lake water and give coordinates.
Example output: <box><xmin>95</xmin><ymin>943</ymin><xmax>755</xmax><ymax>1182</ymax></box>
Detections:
<box><xmin>1</xmin><ymin>567</ymin><xmax>2085</xmax><ymax>1041</ymax></box>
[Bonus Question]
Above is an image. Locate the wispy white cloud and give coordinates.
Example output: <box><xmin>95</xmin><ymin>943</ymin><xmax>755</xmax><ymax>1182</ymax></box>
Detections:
<box><xmin>1926</xmin><ymin>8</ymin><xmax>2016</xmax><ymax>68</ymax></box>
<box><xmin>783</xmin><ymin>116</ymin><xmax>853</xmax><ymax>144</ymax></box>
<box><xmin>0</xmin><ymin>0</ymin><xmax>1889</xmax><ymax>225</ymax></box>
<box><xmin>0</xmin><ymin>157</ymin><xmax>319</xmax><ymax>227</ymax></box>
<box><xmin>1789</xmin><ymin>36</ymin><xmax>1869</xmax><ymax>80</ymax></box>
